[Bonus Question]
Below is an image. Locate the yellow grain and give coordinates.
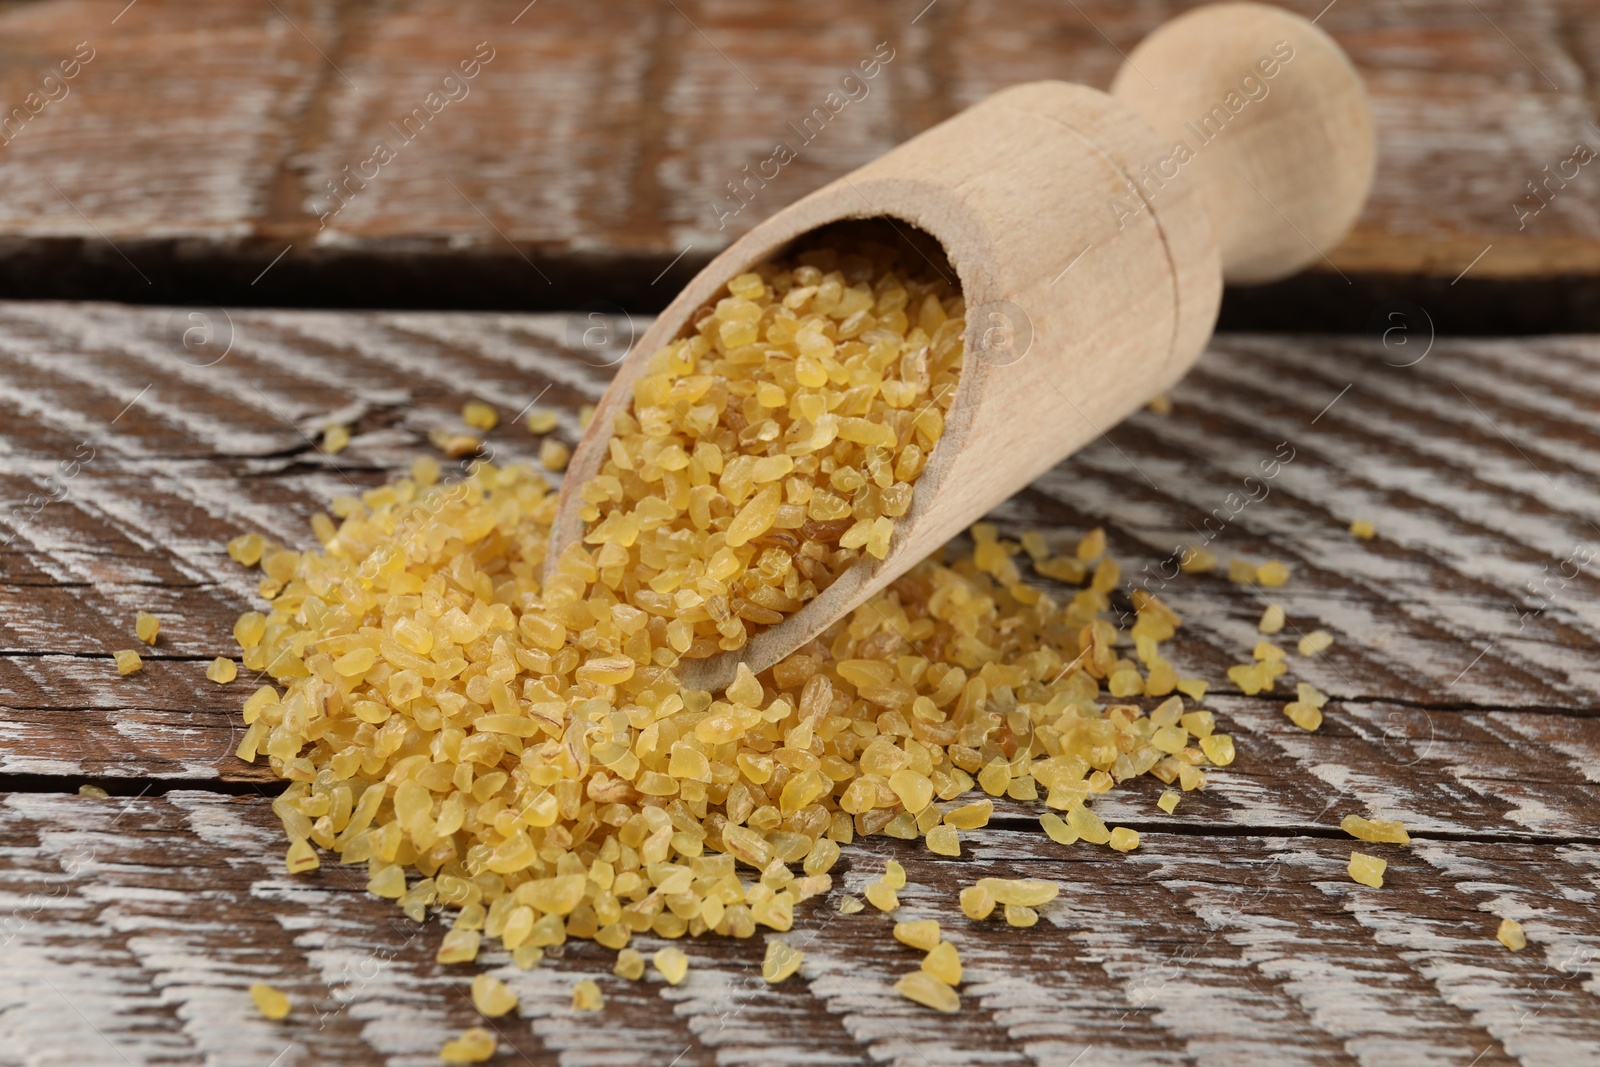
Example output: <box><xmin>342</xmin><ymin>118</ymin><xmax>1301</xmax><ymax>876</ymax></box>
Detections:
<box><xmin>249</xmin><ymin>983</ymin><xmax>290</xmax><ymax>1020</ymax></box>
<box><xmin>463</xmin><ymin>401</ymin><xmax>498</xmax><ymax>431</ymax></box>
<box><xmin>1348</xmin><ymin>851</ymin><xmax>1386</xmax><ymax>888</ymax></box>
<box><xmin>894</xmin><ymin>971</ymin><xmax>959</xmax><ymax>1013</ymax></box>
<box><xmin>894</xmin><ymin>919</ymin><xmax>941</xmax><ymax>952</ymax></box>
<box><xmin>1496</xmin><ymin>918</ymin><xmax>1526</xmax><ymax>951</ymax></box>
<box><xmin>1341</xmin><ymin>814</ymin><xmax>1410</xmax><ymax>845</ymax></box>
<box><xmin>571</xmin><ymin>980</ymin><xmax>603</xmax><ymax>1012</ymax></box>
<box><xmin>470</xmin><ymin>974</ymin><xmax>517</xmax><ymax>1017</ymax></box>
<box><xmin>323</xmin><ymin>424</ymin><xmax>351</xmax><ymax>454</ymax></box>
<box><xmin>441</xmin><ymin>1027</ymin><xmax>497</xmax><ymax>1062</ymax></box>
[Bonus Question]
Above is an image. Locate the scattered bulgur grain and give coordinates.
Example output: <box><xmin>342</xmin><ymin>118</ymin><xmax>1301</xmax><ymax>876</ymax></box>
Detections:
<box><xmin>1497</xmin><ymin>918</ymin><xmax>1526</xmax><ymax>951</ymax></box>
<box><xmin>865</xmin><ymin>881</ymin><xmax>900</xmax><ymax>913</ymax></box>
<box><xmin>437</xmin><ymin>431</ymin><xmax>482</xmax><ymax>459</ymax></box>
<box><xmin>513</xmin><ymin>946</ymin><xmax>543</xmax><ymax>970</ymax></box>
<box><xmin>894</xmin><ymin>920</ymin><xmax>941</xmax><ymax>952</ymax></box>
<box><xmin>1287</xmin><ymin>681</ymin><xmax>1329</xmax><ymax>729</ymax></box>
<box><xmin>922</xmin><ymin>941</ymin><xmax>962</xmax><ymax>985</ymax></box>
<box><xmin>113</xmin><ymin>649</ymin><xmax>142</xmax><ymax>675</ymax></box>
<box><xmin>135</xmin><ymin>611</ymin><xmax>160</xmax><ymax>645</ymax></box>
<box><xmin>1284</xmin><ymin>702</ymin><xmax>1322</xmax><ymax>731</ymax></box>
<box><xmin>1158</xmin><ymin>790</ymin><xmax>1180</xmax><ymax>814</ymax></box>
<box><xmin>959</xmin><ymin>885</ymin><xmax>996</xmax><ymax>921</ymax></box>
<box><xmin>1341</xmin><ymin>814</ymin><xmax>1410</xmax><ymax>845</ymax></box>
<box><xmin>570</xmin><ymin>981</ymin><xmax>603</xmax><ymax>1012</ymax></box>
<box><xmin>437</xmin><ymin>927</ymin><xmax>480</xmax><ymax>964</ymax></box>
<box><xmin>1258</xmin><ymin>604</ymin><xmax>1285</xmax><ymax>635</ymax></box>
<box><xmin>78</xmin><ymin>784</ymin><xmax>109</xmax><ymax>798</ymax></box>
<box><xmin>249</xmin><ymin>982</ymin><xmax>290</xmax><ymax>1020</ymax></box>
<box><xmin>1040</xmin><ymin>812</ymin><xmax>1077</xmax><ymax>846</ymax></box>
<box><xmin>441</xmin><ymin>1027</ymin><xmax>497</xmax><ymax>1062</ymax></box>
<box><xmin>943</xmin><ymin>800</ymin><xmax>993</xmax><ymax>830</ymax></box>
<box><xmin>839</xmin><ymin>896</ymin><xmax>865</xmax><ymax>915</ymax></box>
<box><xmin>470</xmin><ymin>974</ymin><xmax>517</xmax><ymax>1017</ymax></box>
<box><xmin>1003</xmin><ymin>904</ymin><xmax>1038</xmax><ymax>927</ymax></box>
<box><xmin>227</xmin><ymin>532</ymin><xmax>265</xmax><ymax>566</ymax></box>
<box><xmin>614</xmin><ymin>949</ymin><xmax>645</xmax><ymax>979</ymax></box>
<box><xmin>926</xmin><ymin>824</ymin><xmax>960</xmax><ymax>856</ymax></box>
<box><xmin>1256</xmin><ymin>560</ymin><xmax>1290</xmax><ymax>586</ymax></box>
<box><xmin>653</xmin><ymin>946</ymin><xmax>689</xmax><ymax>985</ymax></box>
<box><xmin>977</xmin><ymin>878</ymin><xmax>1058</xmax><ymax>908</ymax></box>
<box><xmin>1077</xmin><ymin>527</ymin><xmax>1106</xmax><ymax>561</ymax></box>
<box><xmin>206</xmin><ymin>657</ymin><xmax>238</xmax><ymax>684</ymax></box>
<box><xmin>894</xmin><ymin>970</ymin><xmax>960</xmax><ymax>1013</ymax></box>
<box><xmin>538</xmin><ymin>437</ymin><xmax>570</xmax><ymax>471</ymax></box>
<box><xmin>763</xmin><ymin>939</ymin><xmax>804</xmax><ymax>983</ymax></box>
<box><xmin>1349</xmin><ymin>519</ymin><xmax>1376</xmax><ymax>540</ymax></box>
<box><xmin>1179</xmin><ymin>546</ymin><xmax>1218</xmax><ymax>574</ymax></box>
<box><xmin>577</xmin><ymin>404</ymin><xmax>596</xmax><ymax>429</ymax></box>
<box><xmin>1348</xmin><ymin>851</ymin><xmax>1386</xmax><ymax>888</ymax></box>
<box><xmin>285</xmin><ymin>838</ymin><xmax>319</xmax><ymax>873</ymax></box>
<box><xmin>882</xmin><ymin>860</ymin><xmax>907</xmax><ymax>890</ymax></box>
<box><xmin>526</xmin><ymin>410</ymin><xmax>559</xmax><ymax>435</ymax></box>
<box><xmin>411</xmin><ymin>455</ymin><xmax>441</xmax><ymax>485</ymax></box>
<box><xmin>323</xmin><ymin>424</ymin><xmax>351</xmax><ymax>454</ymax></box>
<box><xmin>1199</xmin><ymin>734</ymin><xmax>1235</xmax><ymax>766</ymax></box>
<box><xmin>1299</xmin><ymin>629</ymin><xmax>1334</xmax><ymax>656</ymax></box>
<box><xmin>1177</xmin><ymin>677</ymin><xmax>1208</xmax><ymax>701</ymax></box>
<box><xmin>1227</xmin><ymin>663</ymin><xmax>1262</xmax><ymax>694</ymax></box>
<box><xmin>1146</xmin><ymin>392</ymin><xmax>1172</xmax><ymax>415</ymax></box>
<box><xmin>1108</xmin><ymin>827</ymin><xmax>1140</xmax><ymax>852</ymax></box>
<box><xmin>1227</xmin><ymin>559</ymin><xmax>1257</xmax><ymax>584</ymax></box>
<box><xmin>462</xmin><ymin>401</ymin><xmax>498</xmax><ymax>431</ymax></box>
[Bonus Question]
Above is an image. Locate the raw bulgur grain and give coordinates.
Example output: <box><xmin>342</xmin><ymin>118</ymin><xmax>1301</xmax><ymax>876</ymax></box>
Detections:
<box><xmin>463</xmin><ymin>401</ymin><xmax>499</xmax><ymax>431</ymax></box>
<box><xmin>1341</xmin><ymin>814</ymin><xmax>1410</xmax><ymax>845</ymax></box>
<box><xmin>1348</xmin><ymin>851</ymin><xmax>1386</xmax><ymax>888</ymax></box>
<box><xmin>894</xmin><ymin>970</ymin><xmax>959</xmax><ymax>1013</ymax></box>
<box><xmin>249</xmin><ymin>982</ymin><xmax>290</xmax><ymax>1020</ymax></box>
<box><xmin>441</xmin><ymin>1027</ymin><xmax>497</xmax><ymax>1063</ymax></box>
<box><xmin>1497</xmin><ymin>918</ymin><xmax>1526</xmax><ymax>951</ymax></box>
<box><xmin>470</xmin><ymin>973</ymin><xmax>517</xmax><ymax>1017</ymax></box>
<box><xmin>571</xmin><ymin>981</ymin><xmax>603</xmax><ymax>1011</ymax></box>
<box><xmin>323</xmin><ymin>424</ymin><xmax>351</xmax><ymax>455</ymax></box>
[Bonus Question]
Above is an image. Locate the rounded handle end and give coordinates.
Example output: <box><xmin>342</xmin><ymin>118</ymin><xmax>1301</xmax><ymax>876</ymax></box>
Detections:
<box><xmin>1110</xmin><ymin>1</ymin><xmax>1374</xmax><ymax>285</ymax></box>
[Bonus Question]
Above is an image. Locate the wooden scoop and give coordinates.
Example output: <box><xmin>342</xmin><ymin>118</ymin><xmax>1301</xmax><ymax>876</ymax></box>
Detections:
<box><xmin>550</xmin><ymin>1</ymin><xmax>1374</xmax><ymax>691</ymax></box>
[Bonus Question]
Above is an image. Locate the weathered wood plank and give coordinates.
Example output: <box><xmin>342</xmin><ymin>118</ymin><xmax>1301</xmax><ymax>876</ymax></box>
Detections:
<box><xmin>3</xmin><ymin>791</ymin><xmax>1596</xmax><ymax>1066</ymax></box>
<box><xmin>0</xmin><ymin>1</ymin><xmax>1597</xmax><ymax>323</ymax></box>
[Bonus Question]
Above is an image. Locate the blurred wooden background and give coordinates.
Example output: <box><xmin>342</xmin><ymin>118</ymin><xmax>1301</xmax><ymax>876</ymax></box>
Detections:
<box><xmin>0</xmin><ymin>0</ymin><xmax>1597</xmax><ymax>326</ymax></box>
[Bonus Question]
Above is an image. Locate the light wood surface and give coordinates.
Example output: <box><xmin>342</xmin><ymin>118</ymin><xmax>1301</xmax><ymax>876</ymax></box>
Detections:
<box><xmin>0</xmin><ymin>0</ymin><xmax>1595</xmax><ymax>326</ymax></box>
<box><xmin>0</xmin><ymin>302</ymin><xmax>1596</xmax><ymax>1064</ymax></box>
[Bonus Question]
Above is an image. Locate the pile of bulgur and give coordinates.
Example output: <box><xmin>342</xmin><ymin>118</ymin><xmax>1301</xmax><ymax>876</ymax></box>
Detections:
<box><xmin>220</xmin><ymin>239</ymin><xmax>1264</xmax><ymax>1057</ymax></box>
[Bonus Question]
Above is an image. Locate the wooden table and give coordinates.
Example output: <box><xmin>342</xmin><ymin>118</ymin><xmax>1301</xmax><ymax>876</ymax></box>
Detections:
<box><xmin>1</xmin><ymin>2</ymin><xmax>1598</xmax><ymax>1065</ymax></box>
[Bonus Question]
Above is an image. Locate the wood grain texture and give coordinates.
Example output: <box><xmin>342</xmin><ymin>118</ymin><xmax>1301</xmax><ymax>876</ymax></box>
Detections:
<box><xmin>0</xmin><ymin>303</ymin><xmax>1595</xmax><ymax>1064</ymax></box>
<box><xmin>0</xmin><ymin>0</ymin><xmax>1596</xmax><ymax>317</ymax></box>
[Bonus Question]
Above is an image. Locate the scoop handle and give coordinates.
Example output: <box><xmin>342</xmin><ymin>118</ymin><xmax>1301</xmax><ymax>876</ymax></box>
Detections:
<box><xmin>1110</xmin><ymin>1</ymin><xmax>1374</xmax><ymax>285</ymax></box>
